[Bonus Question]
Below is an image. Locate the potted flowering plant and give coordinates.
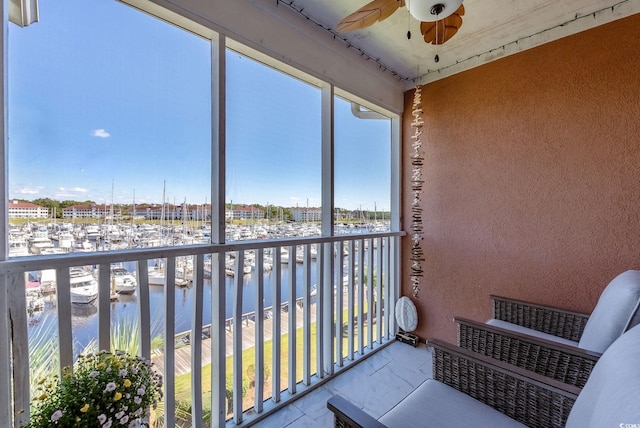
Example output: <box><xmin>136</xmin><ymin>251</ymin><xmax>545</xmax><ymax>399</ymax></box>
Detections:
<box><xmin>26</xmin><ymin>350</ymin><xmax>162</xmax><ymax>428</ymax></box>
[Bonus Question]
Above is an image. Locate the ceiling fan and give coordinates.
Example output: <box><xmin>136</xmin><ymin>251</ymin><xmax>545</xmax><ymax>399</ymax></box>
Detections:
<box><xmin>337</xmin><ymin>0</ymin><xmax>465</xmax><ymax>45</ymax></box>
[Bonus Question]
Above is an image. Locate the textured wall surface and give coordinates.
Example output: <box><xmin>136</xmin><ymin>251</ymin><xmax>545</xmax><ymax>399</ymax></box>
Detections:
<box><xmin>402</xmin><ymin>13</ymin><xmax>640</xmax><ymax>343</ymax></box>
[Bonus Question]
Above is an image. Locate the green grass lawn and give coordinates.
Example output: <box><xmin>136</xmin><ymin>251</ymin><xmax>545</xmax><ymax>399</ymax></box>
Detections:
<box><xmin>171</xmin><ymin>308</ymin><xmax>376</xmax><ymax>421</ymax></box>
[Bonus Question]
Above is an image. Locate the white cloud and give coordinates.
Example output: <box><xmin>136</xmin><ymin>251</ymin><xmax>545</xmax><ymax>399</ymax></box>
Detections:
<box><xmin>55</xmin><ymin>187</ymin><xmax>89</xmax><ymax>199</ymax></box>
<box><xmin>16</xmin><ymin>186</ymin><xmax>44</xmax><ymax>195</ymax></box>
<box><xmin>91</xmin><ymin>129</ymin><xmax>110</xmax><ymax>138</ymax></box>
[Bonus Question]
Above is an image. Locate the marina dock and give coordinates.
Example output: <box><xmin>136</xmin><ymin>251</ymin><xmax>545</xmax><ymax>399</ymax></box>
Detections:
<box><xmin>152</xmin><ymin>297</ymin><xmax>315</xmax><ymax>376</ymax></box>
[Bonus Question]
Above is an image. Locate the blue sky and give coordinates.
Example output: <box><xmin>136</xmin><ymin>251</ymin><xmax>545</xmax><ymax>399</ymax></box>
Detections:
<box><xmin>8</xmin><ymin>0</ymin><xmax>391</xmax><ymax>212</ymax></box>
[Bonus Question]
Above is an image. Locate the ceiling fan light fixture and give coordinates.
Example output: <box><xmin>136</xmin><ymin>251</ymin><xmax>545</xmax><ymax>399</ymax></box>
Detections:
<box><xmin>408</xmin><ymin>0</ymin><xmax>462</xmax><ymax>22</ymax></box>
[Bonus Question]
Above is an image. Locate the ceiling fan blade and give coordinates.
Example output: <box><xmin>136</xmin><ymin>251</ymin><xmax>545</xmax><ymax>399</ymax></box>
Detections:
<box><xmin>337</xmin><ymin>0</ymin><xmax>405</xmax><ymax>32</ymax></box>
<box><xmin>419</xmin><ymin>4</ymin><xmax>464</xmax><ymax>45</ymax></box>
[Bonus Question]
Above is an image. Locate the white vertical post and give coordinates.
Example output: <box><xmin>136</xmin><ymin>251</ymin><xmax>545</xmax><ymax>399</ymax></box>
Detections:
<box><xmin>0</xmin><ymin>274</ymin><xmax>11</xmax><ymax>427</ymax></box>
<box><xmin>315</xmin><ymin>244</ymin><xmax>324</xmax><ymax>379</ymax></box>
<box><xmin>383</xmin><ymin>237</ymin><xmax>391</xmax><ymax>339</ymax></box>
<box><xmin>271</xmin><ymin>247</ymin><xmax>282</xmax><ymax>402</ymax></box>
<box><xmin>211</xmin><ymin>251</ymin><xmax>226</xmax><ymax>427</ymax></box>
<box><xmin>302</xmin><ymin>244</ymin><xmax>311</xmax><ymax>385</ymax></box>
<box><xmin>233</xmin><ymin>250</ymin><xmax>244</xmax><ymax>424</ymax></box>
<box><xmin>357</xmin><ymin>239</ymin><xmax>365</xmax><ymax>354</ymax></box>
<box><xmin>376</xmin><ymin>238</ymin><xmax>383</xmax><ymax>344</ymax></box>
<box><xmin>56</xmin><ymin>267</ymin><xmax>73</xmax><ymax>371</ymax></box>
<box><xmin>347</xmin><ymin>240</ymin><xmax>355</xmax><ymax>360</ymax></box>
<box><xmin>136</xmin><ymin>260</ymin><xmax>151</xmax><ymax>360</ymax></box>
<box><xmin>322</xmin><ymin>241</ymin><xmax>334</xmax><ymax>375</ymax></box>
<box><xmin>254</xmin><ymin>249</ymin><xmax>264</xmax><ymax>411</ymax></box>
<box><xmin>190</xmin><ymin>254</ymin><xmax>204</xmax><ymax>427</ymax></box>
<box><xmin>287</xmin><ymin>245</ymin><xmax>296</xmax><ymax>394</ymax></box>
<box><xmin>0</xmin><ymin>4</ymin><xmax>8</xmax><ymax>421</ymax></box>
<box><xmin>8</xmin><ymin>272</ymin><xmax>28</xmax><ymax>426</ymax></box>
<box><xmin>367</xmin><ymin>238</ymin><xmax>374</xmax><ymax>349</ymax></box>
<box><xmin>335</xmin><ymin>241</ymin><xmax>344</xmax><ymax>366</ymax></box>
<box><xmin>210</xmin><ymin>31</ymin><xmax>227</xmax><ymax>428</ymax></box>
<box><xmin>164</xmin><ymin>259</ymin><xmax>176</xmax><ymax>428</ymax></box>
<box><xmin>97</xmin><ymin>263</ymin><xmax>111</xmax><ymax>351</ymax></box>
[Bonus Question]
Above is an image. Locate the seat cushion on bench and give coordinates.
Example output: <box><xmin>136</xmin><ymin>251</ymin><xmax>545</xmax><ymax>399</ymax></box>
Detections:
<box><xmin>378</xmin><ymin>379</ymin><xmax>526</xmax><ymax>428</ymax></box>
<box><xmin>486</xmin><ymin>319</ymin><xmax>580</xmax><ymax>347</ymax></box>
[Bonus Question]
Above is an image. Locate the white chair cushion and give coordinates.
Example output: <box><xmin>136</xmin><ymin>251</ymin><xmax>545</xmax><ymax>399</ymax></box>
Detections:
<box><xmin>566</xmin><ymin>323</ymin><xmax>640</xmax><ymax>427</ymax></box>
<box><xmin>486</xmin><ymin>319</ymin><xmax>579</xmax><ymax>347</ymax></box>
<box><xmin>578</xmin><ymin>270</ymin><xmax>640</xmax><ymax>353</ymax></box>
<box><xmin>379</xmin><ymin>379</ymin><xmax>526</xmax><ymax>428</ymax></box>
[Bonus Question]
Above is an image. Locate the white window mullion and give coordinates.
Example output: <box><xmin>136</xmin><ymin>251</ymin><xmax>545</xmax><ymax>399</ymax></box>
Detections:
<box><xmin>210</xmin><ymin>31</ymin><xmax>227</xmax><ymax>428</ymax></box>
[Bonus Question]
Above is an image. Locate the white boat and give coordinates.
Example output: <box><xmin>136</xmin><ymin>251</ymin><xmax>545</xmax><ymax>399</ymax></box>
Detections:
<box><xmin>147</xmin><ymin>265</ymin><xmax>166</xmax><ymax>286</ymax></box>
<box><xmin>85</xmin><ymin>225</ymin><xmax>101</xmax><ymax>240</ymax></box>
<box><xmin>9</xmin><ymin>236</ymin><xmax>29</xmax><ymax>257</ymax></box>
<box><xmin>28</xmin><ymin>228</ymin><xmax>54</xmax><ymax>255</ymax></box>
<box><xmin>111</xmin><ymin>265</ymin><xmax>137</xmax><ymax>295</ymax></box>
<box><xmin>69</xmin><ymin>267</ymin><xmax>98</xmax><ymax>304</ymax></box>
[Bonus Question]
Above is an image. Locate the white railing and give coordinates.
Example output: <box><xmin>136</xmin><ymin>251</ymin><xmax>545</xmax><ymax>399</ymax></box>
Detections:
<box><xmin>0</xmin><ymin>231</ymin><xmax>402</xmax><ymax>427</ymax></box>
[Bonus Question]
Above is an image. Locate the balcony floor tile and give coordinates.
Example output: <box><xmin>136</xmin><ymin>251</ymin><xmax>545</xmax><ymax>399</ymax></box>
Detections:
<box><xmin>255</xmin><ymin>341</ymin><xmax>432</xmax><ymax>427</ymax></box>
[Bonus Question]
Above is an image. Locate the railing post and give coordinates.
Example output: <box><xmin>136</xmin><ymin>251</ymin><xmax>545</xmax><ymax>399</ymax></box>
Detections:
<box><xmin>315</xmin><ymin>244</ymin><xmax>324</xmax><ymax>379</ymax></box>
<box><xmin>254</xmin><ymin>248</ymin><xmax>265</xmax><ymax>412</ymax></box>
<box><xmin>322</xmin><ymin>241</ymin><xmax>334</xmax><ymax>376</ymax></box>
<box><xmin>347</xmin><ymin>240</ymin><xmax>355</xmax><ymax>360</ymax></box>
<box><xmin>190</xmin><ymin>254</ymin><xmax>204</xmax><ymax>427</ymax></box>
<box><xmin>97</xmin><ymin>263</ymin><xmax>111</xmax><ymax>351</ymax></box>
<box><xmin>303</xmin><ymin>244</ymin><xmax>311</xmax><ymax>385</ymax></box>
<box><xmin>164</xmin><ymin>257</ymin><xmax>176</xmax><ymax>428</ymax></box>
<box><xmin>136</xmin><ymin>260</ymin><xmax>151</xmax><ymax>360</ymax></box>
<box><xmin>335</xmin><ymin>241</ymin><xmax>344</xmax><ymax>366</ymax></box>
<box><xmin>287</xmin><ymin>245</ymin><xmax>297</xmax><ymax>394</ymax></box>
<box><xmin>233</xmin><ymin>250</ymin><xmax>245</xmax><ymax>424</ymax></box>
<box><xmin>8</xmin><ymin>272</ymin><xmax>28</xmax><ymax>426</ymax></box>
<box><xmin>56</xmin><ymin>267</ymin><xmax>73</xmax><ymax>371</ymax></box>
<box><xmin>0</xmin><ymin>274</ymin><xmax>12</xmax><ymax>427</ymax></box>
<box><xmin>210</xmin><ymin>251</ymin><xmax>226</xmax><ymax>428</ymax></box>
<box><xmin>271</xmin><ymin>248</ymin><xmax>282</xmax><ymax>403</ymax></box>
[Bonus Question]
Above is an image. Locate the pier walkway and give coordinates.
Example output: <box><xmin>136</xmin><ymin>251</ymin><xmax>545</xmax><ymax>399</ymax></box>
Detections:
<box><xmin>152</xmin><ymin>298</ymin><xmax>317</xmax><ymax>377</ymax></box>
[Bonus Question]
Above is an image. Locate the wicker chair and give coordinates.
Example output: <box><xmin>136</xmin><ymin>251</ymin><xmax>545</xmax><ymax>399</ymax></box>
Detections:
<box><xmin>488</xmin><ymin>270</ymin><xmax>640</xmax><ymax>354</ymax></box>
<box><xmin>456</xmin><ymin>317</ymin><xmax>600</xmax><ymax>388</ymax></box>
<box><xmin>328</xmin><ymin>323</ymin><xmax>640</xmax><ymax>428</ymax></box>
<box><xmin>452</xmin><ymin>270</ymin><xmax>640</xmax><ymax>388</ymax></box>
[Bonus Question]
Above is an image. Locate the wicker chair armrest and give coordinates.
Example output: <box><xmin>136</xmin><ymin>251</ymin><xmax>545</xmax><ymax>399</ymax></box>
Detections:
<box><xmin>429</xmin><ymin>338</ymin><xmax>580</xmax><ymax>428</ymax></box>
<box><xmin>327</xmin><ymin>395</ymin><xmax>387</xmax><ymax>428</ymax></box>
<box><xmin>491</xmin><ymin>295</ymin><xmax>590</xmax><ymax>341</ymax></box>
<box><xmin>455</xmin><ymin>317</ymin><xmax>600</xmax><ymax>388</ymax></box>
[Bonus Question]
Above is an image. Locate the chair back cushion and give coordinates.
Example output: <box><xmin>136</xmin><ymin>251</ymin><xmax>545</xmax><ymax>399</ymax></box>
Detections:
<box><xmin>578</xmin><ymin>270</ymin><xmax>640</xmax><ymax>353</ymax></box>
<box><xmin>566</xmin><ymin>323</ymin><xmax>640</xmax><ymax>427</ymax></box>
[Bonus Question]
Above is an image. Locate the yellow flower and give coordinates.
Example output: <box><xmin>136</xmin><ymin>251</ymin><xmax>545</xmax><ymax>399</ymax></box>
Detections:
<box><xmin>37</xmin><ymin>393</ymin><xmax>47</xmax><ymax>401</ymax></box>
<box><xmin>123</xmin><ymin>379</ymin><xmax>132</xmax><ymax>388</ymax></box>
<box><xmin>97</xmin><ymin>362</ymin><xmax>106</xmax><ymax>370</ymax></box>
<box><xmin>114</xmin><ymin>392</ymin><xmax>122</xmax><ymax>401</ymax></box>
<box><xmin>80</xmin><ymin>403</ymin><xmax>90</xmax><ymax>413</ymax></box>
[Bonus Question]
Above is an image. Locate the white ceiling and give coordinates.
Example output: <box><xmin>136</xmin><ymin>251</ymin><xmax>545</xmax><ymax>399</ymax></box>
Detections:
<box><xmin>279</xmin><ymin>0</ymin><xmax>639</xmax><ymax>86</ymax></box>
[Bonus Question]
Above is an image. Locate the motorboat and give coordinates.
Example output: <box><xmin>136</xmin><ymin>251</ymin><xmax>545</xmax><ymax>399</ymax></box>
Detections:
<box><xmin>110</xmin><ymin>265</ymin><xmax>137</xmax><ymax>295</ymax></box>
<box><xmin>69</xmin><ymin>267</ymin><xmax>98</xmax><ymax>304</ymax></box>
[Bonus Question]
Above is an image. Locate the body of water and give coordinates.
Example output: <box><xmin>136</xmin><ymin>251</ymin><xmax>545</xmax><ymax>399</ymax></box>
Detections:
<box><xmin>28</xmin><ymin>257</ymin><xmax>332</xmax><ymax>353</ymax></box>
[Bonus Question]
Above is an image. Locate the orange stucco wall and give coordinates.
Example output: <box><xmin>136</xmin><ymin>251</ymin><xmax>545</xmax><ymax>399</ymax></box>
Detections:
<box><xmin>402</xmin><ymin>13</ymin><xmax>640</xmax><ymax>343</ymax></box>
